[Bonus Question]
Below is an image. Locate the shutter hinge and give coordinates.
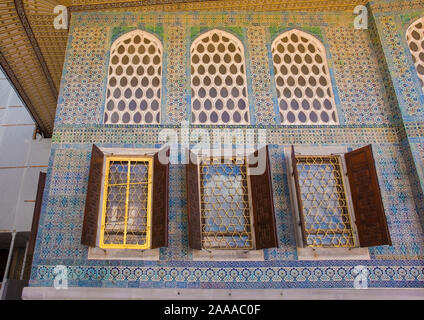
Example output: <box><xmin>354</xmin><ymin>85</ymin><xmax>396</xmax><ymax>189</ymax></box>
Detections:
<box><xmin>32</xmin><ymin>127</ymin><xmax>40</xmax><ymax>140</ymax></box>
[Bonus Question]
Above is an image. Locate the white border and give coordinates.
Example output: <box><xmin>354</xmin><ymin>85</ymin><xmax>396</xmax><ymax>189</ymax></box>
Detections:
<box><xmin>22</xmin><ymin>287</ymin><xmax>424</xmax><ymax>300</ymax></box>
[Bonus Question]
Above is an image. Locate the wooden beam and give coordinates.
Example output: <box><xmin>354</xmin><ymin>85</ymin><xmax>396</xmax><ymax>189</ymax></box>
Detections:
<box><xmin>0</xmin><ymin>50</ymin><xmax>50</xmax><ymax>137</ymax></box>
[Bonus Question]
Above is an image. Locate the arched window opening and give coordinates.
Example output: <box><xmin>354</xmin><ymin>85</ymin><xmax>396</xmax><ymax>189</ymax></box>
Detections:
<box><xmin>272</xmin><ymin>29</ymin><xmax>338</xmax><ymax>125</ymax></box>
<box><xmin>105</xmin><ymin>30</ymin><xmax>163</xmax><ymax>124</ymax></box>
<box><xmin>191</xmin><ymin>29</ymin><xmax>250</xmax><ymax>124</ymax></box>
<box><xmin>406</xmin><ymin>17</ymin><xmax>424</xmax><ymax>93</ymax></box>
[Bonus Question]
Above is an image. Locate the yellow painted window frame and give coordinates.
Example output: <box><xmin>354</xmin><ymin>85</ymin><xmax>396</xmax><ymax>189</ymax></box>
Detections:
<box><xmin>99</xmin><ymin>156</ymin><xmax>153</xmax><ymax>250</ymax></box>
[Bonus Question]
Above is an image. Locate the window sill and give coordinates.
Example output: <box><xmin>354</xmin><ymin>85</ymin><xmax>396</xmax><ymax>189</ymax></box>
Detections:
<box><xmin>192</xmin><ymin>249</ymin><xmax>264</xmax><ymax>261</ymax></box>
<box><xmin>88</xmin><ymin>247</ymin><xmax>160</xmax><ymax>260</ymax></box>
<box><xmin>297</xmin><ymin>247</ymin><xmax>370</xmax><ymax>261</ymax></box>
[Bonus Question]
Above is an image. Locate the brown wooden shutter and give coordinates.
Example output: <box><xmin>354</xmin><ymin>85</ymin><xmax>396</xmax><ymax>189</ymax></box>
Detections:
<box><xmin>248</xmin><ymin>146</ymin><xmax>279</xmax><ymax>249</ymax></box>
<box><xmin>186</xmin><ymin>150</ymin><xmax>202</xmax><ymax>250</ymax></box>
<box><xmin>291</xmin><ymin>146</ymin><xmax>308</xmax><ymax>247</ymax></box>
<box><xmin>81</xmin><ymin>145</ymin><xmax>104</xmax><ymax>247</ymax></box>
<box><xmin>345</xmin><ymin>145</ymin><xmax>392</xmax><ymax>247</ymax></box>
<box><xmin>150</xmin><ymin>147</ymin><xmax>169</xmax><ymax>249</ymax></box>
<box><xmin>24</xmin><ymin>171</ymin><xmax>46</xmax><ymax>279</ymax></box>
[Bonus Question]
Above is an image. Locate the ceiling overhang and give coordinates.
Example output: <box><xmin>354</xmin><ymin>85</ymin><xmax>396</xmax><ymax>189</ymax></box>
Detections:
<box><xmin>0</xmin><ymin>0</ymin><xmax>367</xmax><ymax>137</ymax></box>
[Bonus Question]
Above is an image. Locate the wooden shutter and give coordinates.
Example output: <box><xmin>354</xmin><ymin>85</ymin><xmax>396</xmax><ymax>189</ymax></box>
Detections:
<box><xmin>186</xmin><ymin>150</ymin><xmax>202</xmax><ymax>250</ymax></box>
<box><xmin>345</xmin><ymin>145</ymin><xmax>392</xmax><ymax>247</ymax></box>
<box><xmin>150</xmin><ymin>147</ymin><xmax>169</xmax><ymax>249</ymax></box>
<box><xmin>24</xmin><ymin>171</ymin><xmax>46</xmax><ymax>279</ymax></box>
<box><xmin>291</xmin><ymin>146</ymin><xmax>308</xmax><ymax>247</ymax></box>
<box><xmin>81</xmin><ymin>145</ymin><xmax>104</xmax><ymax>247</ymax></box>
<box><xmin>248</xmin><ymin>146</ymin><xmax>279</xmax><ymax>249</ymax></box>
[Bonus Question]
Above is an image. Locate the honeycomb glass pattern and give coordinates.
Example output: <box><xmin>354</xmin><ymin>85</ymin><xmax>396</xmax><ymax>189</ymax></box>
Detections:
<box><xmin>191</xmin><ymin>30</ymin><xmax>250</xmax><ymax>124</ymax></box>
<box><xmin>272</xmin><ymin>30</ymin><xmax>338</xmax><ymax>125</ymax></box>
<box><xmin>295</xmin><ymin>155</ymin><xmax>355</xmax><ymax>247</ymax></box>
<box><xmin>199</xmin><ymin>158</ymin><xmax>253</xmax><ymax>249</ymax></box>
<box><xmin>101</xmin><ymin>158</ymin><xmax>152</xmax><ymax>249</ymax></box>
<box><xmin>105</xmin><ymin>30</ymin><xmax>162</xmax><ymax>124</ymax></box>
<box><xmin>406</xmin><ymin>17</ymin><xmax>424</xmax><ymax>93</ymax></box>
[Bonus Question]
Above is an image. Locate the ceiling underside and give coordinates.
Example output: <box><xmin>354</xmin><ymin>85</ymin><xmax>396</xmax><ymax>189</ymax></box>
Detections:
<box><xmin>0</xmin><ymin>0</ymin><xmax>367</xmax><ymax>137</ymax></box>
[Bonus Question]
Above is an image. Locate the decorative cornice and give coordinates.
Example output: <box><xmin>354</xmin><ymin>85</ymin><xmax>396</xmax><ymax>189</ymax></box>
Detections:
<box><xmin>67</xmin><ymin>0</ymin><xmax>368</xmax><ymax>12</ymax></box>
<box><xmin>68</xmin><ymin>0</ymin><xmax>206</xmax><ymax>12</ymax></box>
<box><xmin>369</xmin><ymin>0</ymin><xmax>424</xmax><ymax>13</ymax></box>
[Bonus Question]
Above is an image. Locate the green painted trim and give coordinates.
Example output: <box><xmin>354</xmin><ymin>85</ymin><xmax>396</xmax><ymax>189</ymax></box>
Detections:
<box><xmin>270</xmin><ymin>25</ymin><xmax>323</xmax><ymax>42</ymax></box>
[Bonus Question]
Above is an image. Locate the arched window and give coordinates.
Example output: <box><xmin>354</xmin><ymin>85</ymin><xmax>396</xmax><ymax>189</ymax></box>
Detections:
<box><xmin>191</xmin><ymin>29</ymin><xmax>250</xmax><ymax>124</ymax></box>
<box><xmin>406</xmin><ymin>17</ymin><xmax>424</xmax><ymax>92</ymax></box>
<box><xmin>105</xmin><ymin>30</ymin><xmax>162</xmax><ymax>124</ymax></box>
<box><xmin>272</xmin><ymin>29</ymin><xmax>338</xmax><ymax>125</ymax></box>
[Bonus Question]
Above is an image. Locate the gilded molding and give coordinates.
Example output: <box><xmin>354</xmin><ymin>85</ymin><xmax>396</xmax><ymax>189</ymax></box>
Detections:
<box><xmin>14</xmin><ymin>0</ymin><xmax>58</xmax><ymax>100</ymax></box>
<box><xmin>369</xmin><ymin>0</ymin><xmax>424</xmax><ymax>13</ymax></box>
<box><xmin>67</xmin><ymin>0</ymin><xmax>368</xmax><ymax>12</ymax></box>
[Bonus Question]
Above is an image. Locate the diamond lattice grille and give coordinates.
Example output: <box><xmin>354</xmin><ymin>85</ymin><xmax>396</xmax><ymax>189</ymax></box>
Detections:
<box><xmin>296</xmin><ymin>155</ymin><xmax>355</xmax><ymax>247</ymax></box>
<box><xmin>199</xmin><ymin>157</ymin><xmax>253</xmax><ymax>249</ymax></box>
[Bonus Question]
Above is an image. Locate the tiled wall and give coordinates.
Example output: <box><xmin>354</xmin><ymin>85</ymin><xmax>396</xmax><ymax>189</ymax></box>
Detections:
<box><xmin>29</xmin><ymin>8</ymin><xmax>424</xmax><ymax>289</ymax></box>
<box><xmin>370</xmin><ymin>0</ymin><xmax>424</xmax><ymax>224</ymax></box>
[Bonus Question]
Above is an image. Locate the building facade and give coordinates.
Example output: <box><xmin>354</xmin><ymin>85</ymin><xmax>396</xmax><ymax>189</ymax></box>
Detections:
<box><xmin>22</xmin><ymin>0</ymin><xmax>424</xmax><ymax>298</ymax></box>
<box><xmin>0</xmin><ymin>66</ymin><xmax>51</xmax><ymax>299</ymax></box>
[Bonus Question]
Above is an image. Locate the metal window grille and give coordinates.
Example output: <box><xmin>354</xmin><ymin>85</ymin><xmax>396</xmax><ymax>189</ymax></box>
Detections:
<box><xmin>199</xmin><ymin>157</ymin><xmax>253</xmax><ymax>250</ymax></box>
<box><xmin>100</xmin><ymin>157</ymin><xmax>153</xmax><ymax>249</ymax></box>
<box><xmin>295</xmin><ymin>155</ymin><xmax>355</xmax><ymax>247</ymax></box>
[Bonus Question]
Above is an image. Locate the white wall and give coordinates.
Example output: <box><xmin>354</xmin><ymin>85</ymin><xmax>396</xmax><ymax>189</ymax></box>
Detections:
<box><xmin>0</xmin><ymin>68</ymin><xmax>51</xmax><ymax>232</ymax></box>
